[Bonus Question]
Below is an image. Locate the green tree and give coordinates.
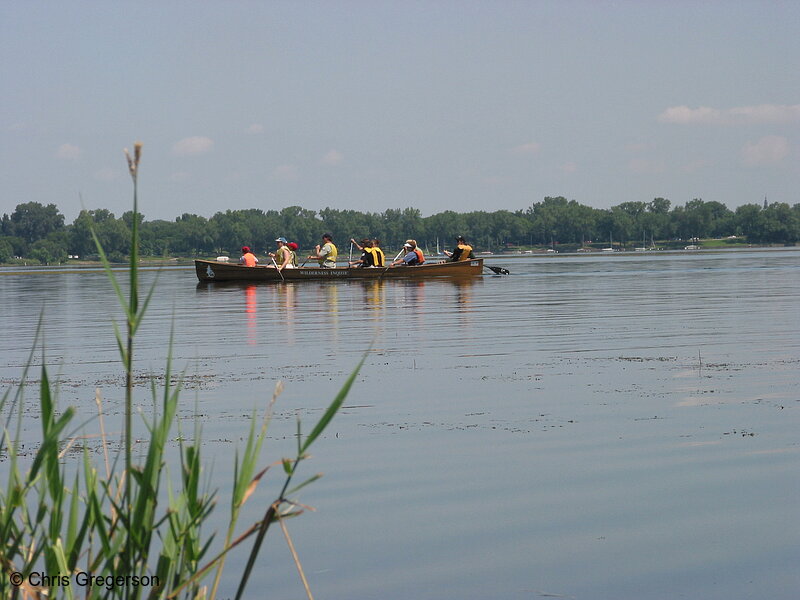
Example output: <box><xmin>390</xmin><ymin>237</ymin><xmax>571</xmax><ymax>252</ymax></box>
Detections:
<box><xmin>209</xmin><ymin>209</ymin><xmax>277</xmax><ymax>253</ymax></box>
<box><xmin>141</xmin><ymin>219</ymin><xmax>179</xmax><ymax>256</ymax></box>
<box><xmin>318</xmin><ymin>208</ymin><xmax>379</xmax><ymax>248</ymax></box>
<box><xmin>173</xmin><ymin>213</ymin><xmax>216</xmax><ymax>255</ymax></box>
<box><xmin>0</xmin><ymin>237</ymin><xmax>13</xmax><ymax>262</ymax></box>
<box><xmin>278</xmin><ymin>206</ymin><xmax>320</xmax><ymax>249</ymax></box>
<box><xmin>645</xmin><ymin>198</ymin><xmax>672</xmax><ymax>240</ymax></box>
<box><xmin>751</xmin><ymin>203</ymin><xmax>798</xmax><ymax>243</ymax></box>
<box><xmin>30</xmin><ymin>231</ymin><xmax>68</xmax><ymax>264</ymax></box>
<box><xmin>734</xmin><ymin>204</ymin><xmax>762</xmax><ymax>239</ymax></box>
<box><xmin>424</xmin><ymin>211</ymin><xmax>470</xmax><ymax>249</ymax></box>
<box><xmin>679</xmin><ymin>199</ymin><xmax>707</xmax><ymax>239</ymax></box>
<box><xmin>609</xmin><ymin>207</ymin><xmax>636</xmax><ymax>244</ymax></box>
<box><xmin>483</xmin><ymin>210</ymin><xmax>530</xmax><ymax>247</ymax></box>
<box><xmin>69</xmin><ymin>209</ymin><xmax>130</xmax><ymax>260</ymax></box>
<box><xmin>7</xmin><ymin>202</ymin><xmax>65</xmax><ymax>244</ymax></box>
<box><xmin>614</xmin><ymin>202</ymin><xmax>649</xmax><ymax>243</ymax></box>
<box><xmin>1</xmin><ymin>214</ymin><xmax>12</xmax><ymax>236</ymax></box>
<box><xmin>524</xmin><ymin>196</ymin><xmax>598</xmax><ymax>245</ymax></box>
<box><xmin>0</xmin><ymin>235</ymin><xmax>25</xmax><ymax>258</ymax></box>
<box><xmin>672</xmin><ymin>198</ymin><xmax>733</xmax><ymax>239</ymax></box>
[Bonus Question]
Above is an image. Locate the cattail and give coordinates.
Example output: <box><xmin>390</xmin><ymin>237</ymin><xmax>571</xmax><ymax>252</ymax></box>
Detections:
<box><xmin>124</xmin><ymin>148</ymin><xmax>134</xmax><ymax>176</ymax></box>
<box><xmin>124</xmin><ymin>141</ymin><xmax>143</xmax><ymax>179</ymax></box>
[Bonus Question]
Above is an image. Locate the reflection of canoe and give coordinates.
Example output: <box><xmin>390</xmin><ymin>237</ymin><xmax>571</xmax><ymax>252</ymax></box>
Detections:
<box><xmin>195</xmin><ymin>258</ymin><xmax>484</xmax><ymax>282</ymax></box>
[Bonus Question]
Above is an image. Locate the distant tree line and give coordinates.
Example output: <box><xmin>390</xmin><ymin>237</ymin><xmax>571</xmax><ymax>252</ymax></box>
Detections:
<box><xmin>1</xmin><ymin>197</ymin><xmax>798</xmax><ymax>264</ymax></box>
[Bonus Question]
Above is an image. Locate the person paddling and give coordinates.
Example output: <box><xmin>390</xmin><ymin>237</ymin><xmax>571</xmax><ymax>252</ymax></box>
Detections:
<box><xmin>371</xmin><ymin>239</ymin><xmax>385</xmax><ymax>266</ymax></box>
<box><xmin>349</xmin><ymin>238</ymin><xmax>380</xmax><ymax>267</ymax></box>
<box><xmin>269</xmin><ymin>237</ymin><xmax>293</xmax><ymax>270</ymax></box>
<box><xmin>443</xmin><ymin>236</ymin><xmax>475</xmax><ymax>262</ymax></box>
<box><xmin>392</xmin><ymin>240</ymin><xmax>424</xmax><ymax>266</ymax></box>
<box><xmin>308</xmin><ymin>233</ymin><xmax>338</xmax><ymax>268</ymax></box>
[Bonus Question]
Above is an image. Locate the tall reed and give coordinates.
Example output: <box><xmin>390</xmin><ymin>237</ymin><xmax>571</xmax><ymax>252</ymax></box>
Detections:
<box><xmin>1</xmin><ymin>143</ymin><xmax>362</xmax><ymax>599</ymax></box>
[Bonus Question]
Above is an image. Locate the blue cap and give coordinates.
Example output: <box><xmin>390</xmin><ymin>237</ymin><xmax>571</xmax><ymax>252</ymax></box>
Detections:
<box><xmin>275</xmin><ymin>237</ymin><xmax>288</xmax><ymax>243</ymax></box>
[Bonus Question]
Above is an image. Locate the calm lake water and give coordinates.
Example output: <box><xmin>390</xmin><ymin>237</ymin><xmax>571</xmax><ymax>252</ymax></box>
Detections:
<box><xmin>2</xmin><ymin>248</ymin><xmax>799</xmax><ymax>599</ymax></box>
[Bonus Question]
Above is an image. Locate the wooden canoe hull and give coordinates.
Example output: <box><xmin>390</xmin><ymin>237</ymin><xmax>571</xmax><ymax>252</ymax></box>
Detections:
<box><xmin>194</xmin><ymin>258</ymin><xmax>484</xmax><ymax>282</ymax></box>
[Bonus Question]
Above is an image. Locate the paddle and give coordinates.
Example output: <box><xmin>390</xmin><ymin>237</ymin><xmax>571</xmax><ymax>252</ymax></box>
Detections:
<box><xmin>270</xmin><ymin>257</ymin><xmax>285</xmax><ymax>281</ymax></box>
<box><xmin>301</xmin><ymin>247</ymin><xmax>317</xmax><ymax>267</ymax></box>
<box><xmin>379</xmin><ymin>249</ymin><xmax>405</xmax><ymax>279</ymax></box>
<box><xmin>484</xmin><ymin>265</ymin><xmax>510</xmax><ymax>275</ymax></box>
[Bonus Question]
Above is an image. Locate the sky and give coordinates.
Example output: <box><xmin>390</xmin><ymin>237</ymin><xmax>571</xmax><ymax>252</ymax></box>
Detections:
<box><xmin>2</xmin><ymin>0</ymin><xmax>799</xmax><ymax>223</ymax></box>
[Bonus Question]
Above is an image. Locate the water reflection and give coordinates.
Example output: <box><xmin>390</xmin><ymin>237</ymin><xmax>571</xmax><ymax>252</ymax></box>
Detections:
<box><xmin>244</xmin><ymin>285</ymin><xmax>257</xmax><ymax>346</ymax></box>
<box><xmin>356</xmin><ymin>279</ymin><xmax>387</xmax><ymax>312</ymax></box>
<box><xmin>400</xmin><ymin>280</ymin><xmax>425</xmax><ymax>318</ymax></box>
<box><xmin>449</xmin><ymin>277</ymin><xmax>479</xmax><ymax>333</ymax></box>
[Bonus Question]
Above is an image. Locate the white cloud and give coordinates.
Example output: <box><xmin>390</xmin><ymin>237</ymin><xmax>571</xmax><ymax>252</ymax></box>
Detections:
<box><xmin>272</xmin><ymin>164</ymin><xmax>299</xmax><ymax>181</ymax></box>
<box><xmin>740</xmin><ymin>135</ymin><xmax>790</xmax><ymax>166</ymax></box>
<box><xmin>659</xmin><ymin>104</ymin><xmax>800</xmax><ymax>125</ymax></box>
<box><xmin>512</xmin><ymin>142</ymin><xmax>541</xmax><ymax>154</ymax></box>
<box><xmin>246</xmin><ymin>123</ymin><xmax>264</xmax><ymax>135</ymax></box>
<box><xmin>321</xmin><ymin>149</ymin><xmax>344</xmax><ymax>166</ymax></box>
<box><xmin>172</xmin><ymin>136</ymin><xmax>214</xmax><ymax>156</ymax></box>
<box><xmin>658</xmin><ymin>106</ymin><xmax>723</xmax><ymax>124</ymax></box>
<box><xmin>56</xmin><ymin>143</ymin><xmax>82</xmax><ymax>160</ymax></box>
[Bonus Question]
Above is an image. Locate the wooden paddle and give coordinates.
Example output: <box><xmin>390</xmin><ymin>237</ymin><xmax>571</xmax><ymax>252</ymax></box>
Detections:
<box><xmin>270</xmin><ymin>257</ymin><xmax>285</xmax><ymax>281</ymax></box>
<box><xmin>379</xmin><ymin>249</ymin><xmax>405</xmax><ymax>279</ymax></box>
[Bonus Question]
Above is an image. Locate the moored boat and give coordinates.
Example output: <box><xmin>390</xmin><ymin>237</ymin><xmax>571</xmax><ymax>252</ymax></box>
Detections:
<box><xmin>195</xmin><ymin>258</ymin><xmax>485</xmax><ymax>282</ymax></box>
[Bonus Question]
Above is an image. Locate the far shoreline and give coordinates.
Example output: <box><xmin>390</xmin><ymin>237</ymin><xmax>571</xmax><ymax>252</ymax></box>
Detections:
<box><xmin>1</xmin><ymin>243</ymin><xmax>796</xmax><ymax>272</ymax></box>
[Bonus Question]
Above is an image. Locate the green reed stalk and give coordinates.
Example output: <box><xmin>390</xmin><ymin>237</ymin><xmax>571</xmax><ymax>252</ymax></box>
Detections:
<box><xmin>124</xmin><ymin>142</ymin><xmax>140</xmax><ymax>593</ymax></box>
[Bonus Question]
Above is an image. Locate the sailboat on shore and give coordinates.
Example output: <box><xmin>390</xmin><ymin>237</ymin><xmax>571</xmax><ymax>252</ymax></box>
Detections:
<box><xmin>635</xmin><ymin>231</ymin><xmax>647</xmax><ymax>251</ymax></box>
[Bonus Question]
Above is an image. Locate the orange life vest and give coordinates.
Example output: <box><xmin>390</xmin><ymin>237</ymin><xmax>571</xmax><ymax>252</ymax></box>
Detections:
<box><xmin>242</xmin><ymin>252</ymin><xmax>257</xmax><ymax>267</ymax></box>
<box><xmin>413</xmin><ymin>248</ymin><xmax>425</xmax><ymax>264</ymax></box>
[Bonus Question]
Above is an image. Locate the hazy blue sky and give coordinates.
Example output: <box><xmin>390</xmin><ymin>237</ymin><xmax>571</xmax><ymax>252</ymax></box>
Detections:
<box><xmin>2</xmin><ymin>1</ymin><xmax>799</xmax><ymax>222</ymax></box>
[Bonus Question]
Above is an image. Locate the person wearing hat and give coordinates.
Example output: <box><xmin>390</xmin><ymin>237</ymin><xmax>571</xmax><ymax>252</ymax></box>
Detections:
<box><xmin>349</xmin><ymin>237</ymin><xmax>381</xmax><ymax>268</ymax></box>
<box><xmin>308</xmin><ymin>233</ymin><xmax>338</xmax><ymax>268</ymax></box>
<box><xmin>269</xmin><ymin>237</ymin><xmax>294</xmax><ymax>270</ymax></box>
<box><xmin>444</xmin><ymin>236</ymin><xmax>475</xmax><ymax>262</ymax></box>
<box><xmin>392</xmin><ymin>239</ymin><xmax>424</xmax><ymax>266</ymax></box>
<box><xmin>286</xmin><ymin>242</ymin><xmax>300</xmax><ymax>267</ymax></box>
<box><xmin>239</xmin><ymin>246</ymin><xmax>258</xmax><ymax>267</ymax></box>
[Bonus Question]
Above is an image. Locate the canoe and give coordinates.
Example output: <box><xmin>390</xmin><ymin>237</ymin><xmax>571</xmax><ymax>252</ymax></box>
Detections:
<box><xmin>195</xmin><ymin>258</ymin><xmax>484</xmax><ymax>282</ymax></box>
